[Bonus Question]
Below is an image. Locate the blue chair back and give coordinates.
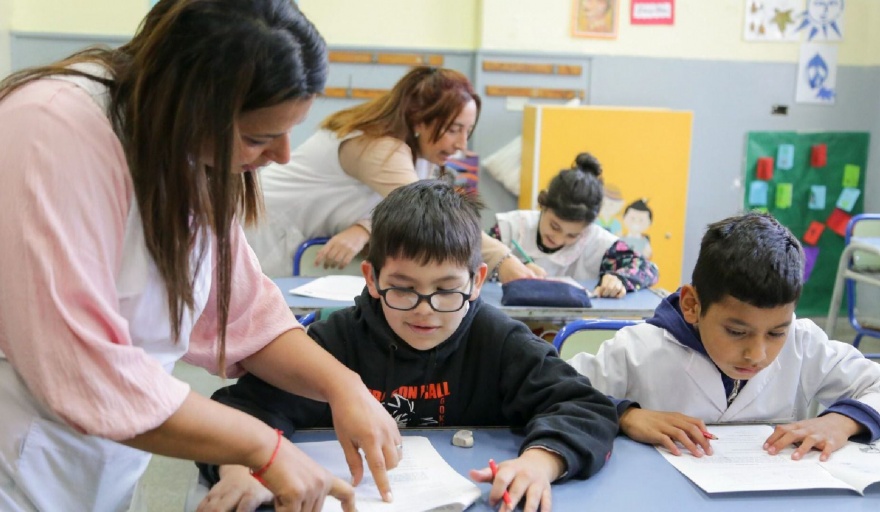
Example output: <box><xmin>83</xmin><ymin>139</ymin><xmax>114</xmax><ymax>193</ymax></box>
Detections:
<box><xmin>292</xmin><ymin>237</ymin><xmax>366</xmax><ymax>277</ymax></box>
<box><xmin>552</xmin><ymin>319</ymin><xmax>642</xmax><ymax>357</ymax></box>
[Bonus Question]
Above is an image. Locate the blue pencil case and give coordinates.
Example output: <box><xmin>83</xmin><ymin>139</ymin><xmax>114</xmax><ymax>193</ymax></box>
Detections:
<box><xmin>501</xmin><ymin>278</ymin><xmax>592</xmax><ymax>308</ymax></box>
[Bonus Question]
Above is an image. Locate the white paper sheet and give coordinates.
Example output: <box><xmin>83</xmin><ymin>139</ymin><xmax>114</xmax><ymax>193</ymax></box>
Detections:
<box><xmin>289</xmin><ymin>275</ymin><xmax>367</xmax><ymax>302</ymax></box>
<box><xmin>298</xmin><ymin>436</ymin><xmax>481</xmax><ymax>512</ymax></box>
<box><xmin>657</xmin><ymin>425</ymin><xmax>880</xmax><ymax>494</ymax></box>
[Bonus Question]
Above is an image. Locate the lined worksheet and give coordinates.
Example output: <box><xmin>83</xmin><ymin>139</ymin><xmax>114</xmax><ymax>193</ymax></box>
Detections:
<box><xmin>657</xmin><ymin>425</ymin><xmax>880</xmax><ymax>494</ymax></box>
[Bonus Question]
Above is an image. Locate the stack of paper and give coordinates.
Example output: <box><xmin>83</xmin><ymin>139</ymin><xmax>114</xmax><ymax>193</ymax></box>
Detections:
<box><xmin>299</xmin><ymin>436</ymin><xmax>481</xmax><ymax>512</ymax></box>
<box><xmin>289</xmin><ymin>276</ymin><xmax>367</xmax><ymax>302</ymax></box>
<box><xmin>657</xmin><ymin>424</ymin><xmax>880</xmax><ymax>495</ymax></box>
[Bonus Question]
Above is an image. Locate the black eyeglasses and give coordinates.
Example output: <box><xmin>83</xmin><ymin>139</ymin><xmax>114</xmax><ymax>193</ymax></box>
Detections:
<box><xmin>373</xmin><ymin>272</ymin><xmax>474</xmax><ymax>313</ymax></box>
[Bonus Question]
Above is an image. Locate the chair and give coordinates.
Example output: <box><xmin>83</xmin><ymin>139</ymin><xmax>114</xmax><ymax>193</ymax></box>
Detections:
<box><xmin>292</xmin><ymin>237</ymin><xmax>365</xmax><ymax>277</ymax></box>
<box><xmin>825</xmin><ymin>213</ymin><xmax>880</xmax><ymax>358</ymax></box>
<box><xmin>552</xmin><ymin>319</ymin><xmax>642</xmax><ymax>360</ymax></box>
<box><xmin>296</xmin><ymin>311</ymin><xmax>317</xmax><ymax>327</ymax></box>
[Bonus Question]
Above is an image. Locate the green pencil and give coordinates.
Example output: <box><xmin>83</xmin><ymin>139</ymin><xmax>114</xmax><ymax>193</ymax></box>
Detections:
<box><xmin>510</xmin><ymin>239</ymin><xmax>534</xmax><ymax>264</ymax></box>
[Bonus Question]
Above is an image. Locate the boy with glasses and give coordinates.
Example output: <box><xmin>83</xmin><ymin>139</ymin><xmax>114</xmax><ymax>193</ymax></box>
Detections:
<box><xmin>198</xmin><ymin>180</ymin><xmax>618</xmax><ymax>512</ymax></box>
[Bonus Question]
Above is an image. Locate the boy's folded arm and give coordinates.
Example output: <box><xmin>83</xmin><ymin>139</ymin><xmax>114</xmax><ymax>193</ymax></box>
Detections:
<box><xmin>499</xmin><ymin>331</ymin><xmax>618</xmax><ymax>481</ymax></box>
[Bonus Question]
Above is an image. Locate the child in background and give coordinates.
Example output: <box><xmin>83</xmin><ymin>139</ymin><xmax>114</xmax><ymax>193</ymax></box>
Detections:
<box><xmin>569</xmin><ymin>212</ymin><xmax>880</xmax><ymax>461</ymax></box>
<box><xmin>489</xmin><ymin>152</ymin><xmax>658</xmax><ymax>298</ymax></box>
<box><xmin>199</xmin><ymin>181</ymin><xmax>618</xmax><ymax>512</ymax></box>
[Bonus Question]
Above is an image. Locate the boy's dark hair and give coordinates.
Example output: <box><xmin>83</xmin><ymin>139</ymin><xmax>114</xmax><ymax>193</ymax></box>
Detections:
<box><xmin>369</xmin><ymin>181</ymin><xmax>483</xmax><ymax>274</ymax></box>
<box><xmin>537</xmin><ymin>152</ymin><xmax>604</xmax><ymax>223</ymax></box>
<box><xmin>693</xmin><ymin>212</ymin><xmax>804</xmax><ymax>312</ymax></box>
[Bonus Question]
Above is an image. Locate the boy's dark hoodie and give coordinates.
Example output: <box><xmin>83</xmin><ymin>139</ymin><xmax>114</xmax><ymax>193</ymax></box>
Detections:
<box><xmin>199</xmin><ymin>290</ymin><xmax>618</xmax><ymax>484</ymax></box>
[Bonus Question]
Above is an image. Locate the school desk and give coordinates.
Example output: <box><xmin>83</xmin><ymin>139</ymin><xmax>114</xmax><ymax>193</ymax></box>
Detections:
<box><xmin>273</xmin><ymin>276</ymin><xmax>664</xmax><ymax>321</ymax></box>
<box><xmin>184</xmin><ymin>429</ymin><xmax>880</xmax><ymax>512</ymax></box>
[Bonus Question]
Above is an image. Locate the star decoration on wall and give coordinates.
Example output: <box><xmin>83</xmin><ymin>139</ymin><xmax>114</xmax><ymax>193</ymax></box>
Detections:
<box><xmin>771</xmin><ymin>9</ymin><xmax>794</xmax><ymax>33</ymax></box>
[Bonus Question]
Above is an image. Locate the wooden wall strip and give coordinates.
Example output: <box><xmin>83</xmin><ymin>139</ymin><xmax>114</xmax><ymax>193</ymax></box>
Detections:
<box><xmin>484</xmin><ymin>85</ymin><xmax>584</xmax><ymax>100</ymax></box>
<box><xmin>377</xmin><ymin>53</ymin><xmax>444</xmax><ymax>66</ymax></box>
<box><xmin>482</xmin><ymin>61</ymin><xmax>582</xmax><ymax>76</ymax></box>
<box><xmin>328</xmin><ymin>51</ymin><xmax>444</xmax><ymax>67</ymax></box>
<box><xmin>323</xmin><ymin>87</ymin><xmax>389</xmax><ymax>100</ymax></box>
<box><xmin>328</xmin><ymin>51</ymin><xmax>373</xmax><ymax>64</ymax></box>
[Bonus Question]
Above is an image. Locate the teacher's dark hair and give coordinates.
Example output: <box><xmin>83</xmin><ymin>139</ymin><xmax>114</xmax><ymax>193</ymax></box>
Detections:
<box><xmin>0</xmin><ymin>0</ymin><xmax>328</xmax><ymax>374</ymax></box>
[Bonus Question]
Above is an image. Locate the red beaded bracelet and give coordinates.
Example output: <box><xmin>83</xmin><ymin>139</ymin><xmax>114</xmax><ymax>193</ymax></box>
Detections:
<box><xmin>251</xmin><ymin>429</ymin><xmax>284</xmax><ymax>485</ymax></box>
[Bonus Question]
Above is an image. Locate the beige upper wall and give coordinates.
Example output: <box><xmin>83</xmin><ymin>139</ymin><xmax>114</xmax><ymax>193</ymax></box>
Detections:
<box><xmin>7</xmin><ymin>0</ymin><xmax>880</xmax><ymax>65</ymax></box>
<box><xmin>480</xmin><ymin>0</ymin><xmax>880</xmax><ymax>65</ymax></box>
<box><xmin>11</xmin><ymin>0</ymin><xmax>145</xmax><ymax>35</ymax></box>
<box><xmin>298</xmin><ymin>0</ymin><xmax>479</xmax><ymax>50</ymax></box>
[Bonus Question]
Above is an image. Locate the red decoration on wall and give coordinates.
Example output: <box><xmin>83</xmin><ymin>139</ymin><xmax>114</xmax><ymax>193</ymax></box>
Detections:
<box><xmin>756</xmin><ymin>157</ymin><xmax>774</xmax><ymax>180</ymax></box>
<box><xmin>803</xmin><ymin>221</ymin><xmax>825</xmax><ymax>246</ymax></box>
<box><xmin>631</xmin><ymin>0</ymin><xmax>674</xmax><ymax>25</ymax></box>
<box><xmin>810</xmin><ymin>144</ymin><xmax>827</xmax><ymax>167</ymax></box>
<box><xmin>826</xmin><ymin>208</ymin><xmax>852</xmax><ymax>237</ymax></box>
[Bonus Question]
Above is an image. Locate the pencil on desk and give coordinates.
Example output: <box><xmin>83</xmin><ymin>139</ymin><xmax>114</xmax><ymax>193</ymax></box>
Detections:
<box><xmin>701</xmin><ymin>429</ymin><xmax>719</xmax><ymax>440</ymax></box>
<box><xmin>488</xmin><ymin>458</ymin><xmax>513</xmax><ymax>508</ymax></box>
<box><xmin>510</xmin><ymin>240</ymin><xmax>534</xmax><ymax>264</ymax></box>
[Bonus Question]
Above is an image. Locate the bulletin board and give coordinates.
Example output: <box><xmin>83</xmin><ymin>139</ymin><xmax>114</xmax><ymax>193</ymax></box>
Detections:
<box><xmin>743</xmin><ymin>131</ymin><xmax>869</xmax><ymax>317</ymax></box>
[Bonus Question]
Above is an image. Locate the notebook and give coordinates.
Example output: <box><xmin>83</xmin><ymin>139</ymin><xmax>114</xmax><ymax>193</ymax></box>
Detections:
<box><xmin>289</xmin><ymin>275</ymin><xmax>367</xmax><ymax>302</ymax></box>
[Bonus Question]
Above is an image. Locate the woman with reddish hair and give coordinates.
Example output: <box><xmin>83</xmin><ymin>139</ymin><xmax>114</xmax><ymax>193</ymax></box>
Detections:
<box><xmin>247</xmin><ymin>66</ymin><xmax>539</xmax><ymax>282</ymax></box>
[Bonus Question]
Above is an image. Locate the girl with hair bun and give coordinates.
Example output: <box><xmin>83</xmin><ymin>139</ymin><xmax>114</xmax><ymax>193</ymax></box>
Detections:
<box><xmin>490</xmin><ymin>152</ymin><xmax>658</xmax><ymax>298</ymax></box>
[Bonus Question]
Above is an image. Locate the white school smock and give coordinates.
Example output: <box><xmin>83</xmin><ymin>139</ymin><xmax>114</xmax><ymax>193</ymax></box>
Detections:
<box><xmin>494</xmin><ymin>210</ymin><xmax>618</xmax><ymax>281</ymax></box>
<box><xmin>246</xmin><ymin>129</ymin><xmax>433</xmax><ymax>277</ymax></box>
<box><xmin>567</xmin><ymin>319</ymin><xmax>880</xmax><ymax>423</ymax></box>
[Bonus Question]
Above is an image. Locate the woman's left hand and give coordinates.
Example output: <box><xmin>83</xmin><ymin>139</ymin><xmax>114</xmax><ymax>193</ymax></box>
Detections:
<box><xmin>314</xmin><ymin>225</ymin><xmax>369</xmax><ymax>269</ymax></box>
<box><xmin>329</xmin><ymin>384</ymin><xmax>403</xmax><ymax>502</ymax></box>
<box><xmin>593</xmin><ymin>274</ymin><xmax>626</xmax><ymax>298</ymax></box>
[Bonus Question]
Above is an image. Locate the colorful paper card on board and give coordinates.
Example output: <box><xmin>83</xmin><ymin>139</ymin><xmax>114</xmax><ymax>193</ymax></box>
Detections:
<box><xmin>775</xmin><ymin>183</ymin><xmax>793</xmax><ymax>209</ymax></box>
<box><xmin>836</xmin><ymin>188</ymin><xmax>861</xmax><ymax>212</ymax></box>
<box><xmin>803</xmin><ymin>221</ymin><xmax>825</xmax><ymax>246</ymax></box>
<box><xmin>756</xmin><ymin>157</ymin><xmax>774</xmax><ymax>180</ymax></box>
<box><xmin>777</xmin><ymin>144</ymin><xmax>795</xmax><ymax>170</ymax></box>
<box><xmin>826</xmin><ymin>209</ymin><xmax>852</xmax><ymax>237</ymax></box>
<box><xmin>843</xmin><ymin>164</ymin><xmax>861</xmax><ymax>188</ymax></box>
<box><xmin>810</xmin><ymin>144</ymin><xmax>827</xmax><ymax>167</ymax></box>
<box><xmin>802</xmin><ymin>246</ymin><xmax>820</xmax><ymax>282</ymax></box>
<box><xmin>808</xmin><ymin>185</ymin><xmax>826</xmax><ymax>210</ymax></box>
<box><xmin>748</xmin><ymin>181</ymin><xmax>769</xmax><ymax>206</ymax></box>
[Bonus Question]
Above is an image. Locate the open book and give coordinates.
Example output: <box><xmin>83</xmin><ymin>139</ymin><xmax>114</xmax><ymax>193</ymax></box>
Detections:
<box><xmin>289</xmin><ymin>275</ymin><xmax>366</xmax><ymax>302</ymax></box>
<box><xmin>298</xmin><ymin>436</ymin><xmax>481</xmax><ymax>511</ymax></box>
<box><xmin>657</xmin><ymin>424</ymin><xmax>880</xmax><ymax>495</ymax></box>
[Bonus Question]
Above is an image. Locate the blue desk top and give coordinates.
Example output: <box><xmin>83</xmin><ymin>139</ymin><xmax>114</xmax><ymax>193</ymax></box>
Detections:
<box><xmin>274</xmin><ymin>277</ymin><xmax>663</xmax><ymax>321</ymax></box>
<box><xmin>189</xmin><ymin>429</ymin><xmax>880</xmax><ymax>511</ymax></box>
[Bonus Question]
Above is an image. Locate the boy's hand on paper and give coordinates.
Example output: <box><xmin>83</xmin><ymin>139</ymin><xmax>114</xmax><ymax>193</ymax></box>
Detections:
<box><xmin>593</xmin><ymin>274</ymin><xmax>626</xmax><ymax>299</ymax></box>
<box><xmin>469</xmin><ymin>449</ymin><xmax>562</xmax><ymax>512</ymax></box>
<box><xmin>620</xmin><ymin>408</ymin><xmax>714</xmax><ymax>457</ymax></box>
<box><xmin>197</xmin><ymin>465</ymin><xmax>272</xmax><ymax>512</ymax></box>
<box><xmin>525</xmin><ymin>262</ymin><xmax>548</xmax><ymax>278</ymax></box>
<box><xmin>763</xmin><ymin>413</ymin><xmax>863</xmax><ymax>462</ymax></box>
<box><xmin>314</xmin><ymin>225</ymin><xmax>369</xmax><ymax>269</ymax></box>
<box><xmin>498</xmin><ymin>257</ymin><xmax>541</xmax><ymax>283</ymax></box>
<box><xmin>329</xmin><ymin>384</ymin><xmax>402</xmax><ymax>503</ymax></box>
<box><xmin>260</xmin><ymin>438</ymin><xmax>356</xmax><ymax>512</ymax></box>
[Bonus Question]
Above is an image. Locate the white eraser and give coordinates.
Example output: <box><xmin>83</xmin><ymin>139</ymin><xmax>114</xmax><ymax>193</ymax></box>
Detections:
<box><xmin>452</xmin><ymin>429</ymin><xmax>474</xmax><ymax>448</ymax></box>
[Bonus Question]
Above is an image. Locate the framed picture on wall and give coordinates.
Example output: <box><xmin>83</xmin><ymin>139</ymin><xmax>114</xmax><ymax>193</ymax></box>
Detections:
<box><xmin>571</xmin><ymin>0</ymin><xmax>620</xmax><ymax>39</ymax></box>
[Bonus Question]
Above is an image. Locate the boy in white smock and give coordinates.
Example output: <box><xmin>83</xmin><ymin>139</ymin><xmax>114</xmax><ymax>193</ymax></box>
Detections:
<box><xmin>569</xmin><ymin>212</ymin><xmax>880</xmax><ymax>461</ymax></box>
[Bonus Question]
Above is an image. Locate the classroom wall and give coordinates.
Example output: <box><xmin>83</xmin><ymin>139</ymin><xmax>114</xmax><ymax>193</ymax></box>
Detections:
<box><xmin>480</xmin><ymin>0</ymin><xmax>880</xmax><ymax>66</ymax></box>
<box><xmin>0</xmin><ymin>0</ymin><xmax>11</xmax><ymax>77</ymax></box>
<box><xmin>297</xmin><ymin>0</ymin><xmax>479</xmax><ymax>50</ymax></box>
<box><xmin>10</xmin><ymin>0</ymin><xmax>143</xmax><ymax>35</ymax></box>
